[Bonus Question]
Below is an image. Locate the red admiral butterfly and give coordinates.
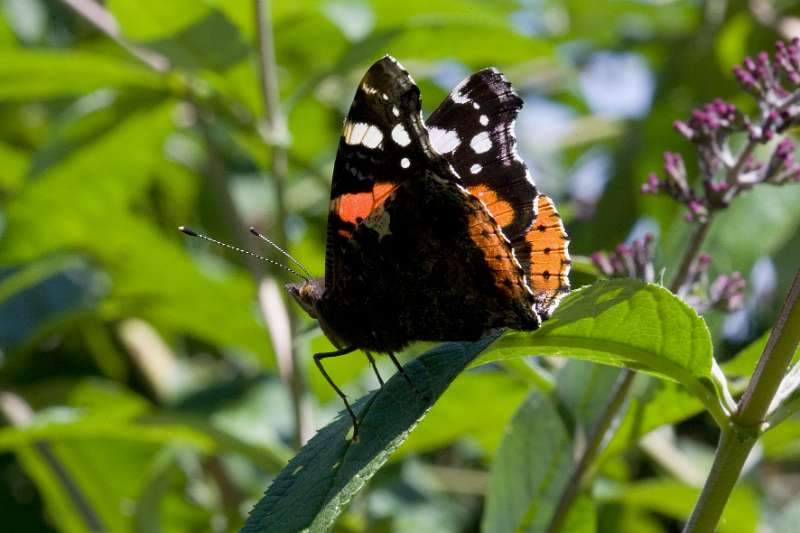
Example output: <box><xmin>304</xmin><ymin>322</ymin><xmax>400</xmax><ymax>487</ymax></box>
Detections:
<box><xmin>287</xmin><ymin>56</ymin><xmax>571</xmax><ymax>436</ymax></box>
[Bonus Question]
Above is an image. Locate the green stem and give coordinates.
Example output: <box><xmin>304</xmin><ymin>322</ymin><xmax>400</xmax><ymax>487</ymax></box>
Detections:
<box><xmin>254</xmin><ymin>0</ymin><xmax>312</xmax><ymax>448</ymax></box>
<box><xmin>546</xmin><ymin>369</ymin><xmax>636</xmax><ymax>533</ymax></box>
<box><xmin>669</xmin><ymin>218</ymin><xmax>712</xmax><ymax>294</ymax></box>
<box><xmin>684</xmin><ymin>270</ymin><xmax>800</xmax><ymax>533</ymax></box>
<box><xmin>682</xmin><ymin>427</ymin><xmax>757</xmax><ymax>533</ymax></box>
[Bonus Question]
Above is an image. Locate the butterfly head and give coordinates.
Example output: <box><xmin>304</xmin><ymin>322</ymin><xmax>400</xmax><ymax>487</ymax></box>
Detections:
<box><xmin>286</xmin><ymin>278</ymin><xmax>325</xmax><ymax>319</ymax></box>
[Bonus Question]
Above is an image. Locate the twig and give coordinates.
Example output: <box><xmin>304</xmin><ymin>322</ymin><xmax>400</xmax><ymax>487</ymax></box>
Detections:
<box><xmin>669</xmin><ymin>218</ymin><xmax>712</xmax><ymax>294</ymax></box>
<box><xmin>254</xmin><ymin>0</ymin><xmax>312</xmax><ymax>447</ymax></box>
<box><xmin>58</xmin><ymin>0</ymin><xmax>169</xmax><ymax>72</ymax></box>
<box><xmin>734</xmin><ymin>269</ymin><xmax>800</xmax><ymax>426</ymax></box>
<box><xmin>684</xmin><ymin>270</ymin><xmax>800</xmax><ymax>533</ymax></box>
<box><xmin>546</xmin><ymin>369</ymin><xmax>636</xmax><ymax>533</ymax></box>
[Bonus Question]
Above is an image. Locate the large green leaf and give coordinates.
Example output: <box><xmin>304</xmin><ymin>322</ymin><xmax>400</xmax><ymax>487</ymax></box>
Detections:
<box><xmin>241</xmin><ymin>335</ymin><xmax>498</xmax><ymax>533</ymax></box>
<box><xmin>482</xmin><ymin>390</ymin><xmax>573</xmax><ymax>533</ymax></box>
<box><xmin>482</xmin><ymin>361</ymin><xmax>617</xmax><ymax>533</ymax></box>
<box><xmin>477</xmin><ymin>279</ymin><xmax>732</xmax><ymax>424</ymax></box>
<box><xmin>0</xmin><ymin>50</ymin><xmax>163</xmax><ymax>100</ymax></box>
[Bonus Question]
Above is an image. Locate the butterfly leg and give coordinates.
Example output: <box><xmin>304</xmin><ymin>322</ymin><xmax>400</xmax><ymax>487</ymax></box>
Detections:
<box><xmin>387</xmin><ymin>352</ymin><xmax>427</xmax><ymax>399</ymax></box>
<box><xmin>314</xmin><ymin>346</ymin><xmax>360</xmax><ymax>439</ymax></box>
<box><xmin>364</xmin><ymin>351</ymin><xmax>385</xmax><ymax>386</ymax></box>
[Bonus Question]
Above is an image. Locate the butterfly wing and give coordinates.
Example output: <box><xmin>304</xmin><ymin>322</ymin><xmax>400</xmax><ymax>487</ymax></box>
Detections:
<box><xmin>426</xmin><ymin>69</ymin><xmax>537</xmax><ymax>239</ymax></box>
<box><xmin>319</xmin><ymin>57</ymin><xmax>539</xmax><ymax>351</ymax></box>
<box><xmin>324</xmin><ymin>56</ymin><xmax>431</xmax><ymax>292</ymax></box>
<box><xmin>427</xmin><ymin>68</ymin><xmax>570</xmax><ymax>318</ymax></box>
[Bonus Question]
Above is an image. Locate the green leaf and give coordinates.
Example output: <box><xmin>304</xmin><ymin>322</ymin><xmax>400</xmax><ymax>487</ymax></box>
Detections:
<box><xmin>241</xmin><ymin>335</ymin><xmax>497</xmax><ymax>533</ymax></box>
<box><xmin>13</xmin><ymin>446</ymin><xmax>90</xmax><ymax>533</ymax></box>
<box><xmin>476</xmin><ymin>279</ymin><xmax>732</xmax><ymax>424</ymax></box>
<box><xmin>761</xmin><ymin>418</ymin><xmax>800</xmax><ymax>460</ymax></box>
<box><xmin>705</xmin><ymin>184</ymin><xmax>800</xmax><ymax>271</ymax></box>
<box><xmin>601</xmin><ymin>378</ymin><xmax>703</xmax><ymax>459</ymax></box>
<box><xmin>0</xmin><ymin>141</ymin><xmax>27</xmax><ymax>191</ymax></box>
<box><xmin>107</xmin><ymin>0</ymin><xmax>211</xmax><ymax>41</ymax></box>
<box><xmin>483</xmin><ymin>361</ymin><xmax>617</xmax><ymax>533</ymax></box>
<box><xmin>723</xmin><ymin>331</ymin><xmax>800</xmax><ymax>380</ymax></box>
<box><xmin>562</xmin><ymin>495</ymin><xmax>597</xmax><ymax>533</ymax></box>
<box><xmin>0</xmin><ymin>103</ymin><xmax>271</xmax><ymax>363</ymax></box>
<box><xmin>398</xmin><ymin>370</ymin><xmax>530</xmax><ymax>457</ymax></box>
<box><xmin>0</xmin><ymin>50</ymin><xmax>163</xmax><ymax>100</ymax></box>
<box><xmin>598</xmin><ymin>479</ymin><xmax>758</xmax><ymax>533</ymax></box>
<box><xmin>482</xmin><ymin>390</ymin><xmax>572</xmax><ymax>533</ymax></box>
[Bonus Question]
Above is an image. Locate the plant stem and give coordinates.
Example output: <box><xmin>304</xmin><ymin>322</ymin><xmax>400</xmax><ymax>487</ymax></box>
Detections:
<box><xmin>735</xmin><ymin>270</ymin><xmax>800</xmax><ymax>426</ymax></box>
<box><xmin>254</xmin><ymin>0</ymin><xmax>312</xmax><ymax>448</ymax></box>
<box><xmin>684</xmin><ymin>270</ymin><xmax>800</xmax><ymax>533</ymax></box>
<box><xmin>669</xmin><ymin>217</ymin><xmax>712</xmax><ymax>294</ymax></box>
<box><xmin>546</xmin><ymin>369</ymin><xmax>636</xmax><ymax>533</ymax></box>
<box><xmin>59</xmin><ymin>0</ymin><xmax>169</xmax><ymax>72</ymax></box>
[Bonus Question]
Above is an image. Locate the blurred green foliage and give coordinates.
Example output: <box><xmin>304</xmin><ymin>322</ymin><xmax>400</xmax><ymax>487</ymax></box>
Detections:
<box><xmin>1</xmin><ymin>0</ymin><xmax>799</xmax><ymax>532</ymax></box>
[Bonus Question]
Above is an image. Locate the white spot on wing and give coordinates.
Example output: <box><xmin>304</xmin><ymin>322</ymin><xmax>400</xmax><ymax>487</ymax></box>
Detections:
<box><xmin>472</xmin><ymin>102</ymin><xmax>480</xmax><ymax>109</ymax></box>
<box><xmin>470</xmin><ymin>163</ymin><xmax>482</xmax><ymax>174</ymax></box>
<box><xmin>392</xmin><ymin>106</ymin><xmax>400</xmax><ymax>117</ymax></box>
<box><xmin>344</xmin><ymin>121</ymin><xmax>383</xmax><ymax>148</ymax></box>
<box><xmin>428</xmin><ymin>127</ymin><xmax>461</xmax><ymax>154</ymax></box>
<box><xmin>470</xmin><ymin>131</ymin><xmax>492</xmax><ymax>154</ymax></box>
<box><xmin>450</xmin><ymin>77</ymin><xmax>470</xmax><ymax>104</ymax></box>
<box><xmin>400</xmin><ymin>157</ymin><xmax>410</xmax><ymax>168</ymax></box>
<box><xmin>361</xmin><ymin>125</ymin><xmax>384</xmax><ymax>148</ymax></box>
<box><xmin>391</xmin><ymin>124</ymin><xmax>411</xmax><ymax>147</ymax></box>
<box><xmin>480</xmin><ymin>115</ymin><xmax>489</xmax><ymax>126</ymax></box>
<box><xmin>343</xmin><ymin>121</ymin><xmax>366</xmax><ymax>145</ymax></box>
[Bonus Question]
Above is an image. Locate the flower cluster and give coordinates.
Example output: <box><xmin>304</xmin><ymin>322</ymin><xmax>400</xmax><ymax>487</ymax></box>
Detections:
<box><xmin>679</xmin><ymin>254</ymin><xmax>746</xmax><ymax>314</ymax></box>
<box><xmin>642</xmin><ymin>38</ymin><xmax>800</xmax><ymax>223</ymax></box>
<box><xmin>591</xmin><ymin>234</ymin><xmax>656</xmax><ymax>283</ymax></box>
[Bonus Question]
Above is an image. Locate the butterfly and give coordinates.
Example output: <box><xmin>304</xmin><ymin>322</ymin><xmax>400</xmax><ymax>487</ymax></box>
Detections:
<box><xmin>286</xmin><ymin>56</ymin><xmax>571</xmax><ymax>438</ymax></box>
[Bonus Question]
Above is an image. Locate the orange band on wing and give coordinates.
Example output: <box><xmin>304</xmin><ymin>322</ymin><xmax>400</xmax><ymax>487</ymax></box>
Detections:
<box><xmin>524</xmin><ymin>195</ymin><xmax>571</xmax><ymax>315</ymax></box>
<box><xmin>468</xmin><ymin>185</ymin><xmax>515</xmax><ymax>228</ymax></box>
<box><xmin>333</xmin><ymin>182</ymin><xmax>397</xmax><ymax>228</ymax></box>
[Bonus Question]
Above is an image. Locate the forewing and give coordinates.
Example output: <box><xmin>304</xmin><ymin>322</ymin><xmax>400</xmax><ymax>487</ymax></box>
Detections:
<box><xmin>325</xmin><ymin>56</ymin><xmax>432</xmax><ymax>291</ymax></box>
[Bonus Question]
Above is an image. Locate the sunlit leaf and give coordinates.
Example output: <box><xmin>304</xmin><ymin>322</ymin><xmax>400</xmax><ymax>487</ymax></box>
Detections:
<box><xmin>0</xmin><ymin>50</ymin><xmax>163</xmax><ymax>100</ymax></box>
<box><xmin>477</xmin><ymin>279</ymin><xmax>732</xmax><ymax>423</ymax></box>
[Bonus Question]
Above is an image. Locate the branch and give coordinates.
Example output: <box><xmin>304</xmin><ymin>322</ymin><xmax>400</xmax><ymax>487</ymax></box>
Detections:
<box><xmin>684</xmin><ymin>270</ymin><xmax>800</xmax><ymax>533</ymax></box>
<box><xmin>59</xmin><ymin>0</ymin><xmax>169</xmax><ymax>72</ymax></box>
<box><xmin>546</xmin><ymin>369</ymin><xmax>636</xmax><ymax>533</ymax></box>
<box><xmin>254</xmin><ymin>0</ymin><xmax>312</xmax><ymax>448</ymax></box>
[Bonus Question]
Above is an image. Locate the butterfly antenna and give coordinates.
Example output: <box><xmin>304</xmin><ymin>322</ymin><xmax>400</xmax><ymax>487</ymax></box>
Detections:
<box><xmin>178</xmin><ymin>226</ymin><xmax>308</xmax><ymax>281</ymax></box>
<box><xmin>248</xmin><ymin>226</ymin><xmax>313</xmax><ymax>279</ymax></box>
